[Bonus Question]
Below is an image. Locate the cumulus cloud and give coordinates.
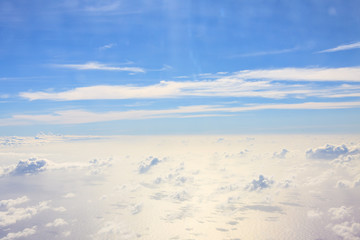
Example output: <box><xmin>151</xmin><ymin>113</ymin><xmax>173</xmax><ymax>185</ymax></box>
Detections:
<box><xmin>138</xmin><ymin>157</ymin><xmax>161</xmax><ymax>174</ymax></box>
<box><xmin>329</xmin><ymin>206</ymin><xmax>352</xmax><ymax>220</ymax></box>
<box><xmin>88</xmin><ymin>158</ymin><xmax>113</xmax><ymax>175</ymax></box>
<box><xmin>307</xmin><ymin>209</ymin><xmax>323</xmax><ymax>218</ymax></box>
<box><xmin>172</xmin><ymin>191</ymin><xmax>191</xmax><ymax>202</ymax></box>
<box><xmin>277</xmin><ymin>179</ymin><xmax>293</xmax><ymax>189</ymax></box>
<box><xmin>336</xmin><ymin>180</ymin><xmax>353</xmax><ymax>189</ymax></box>
<box><xmin>10</xmin><ymin>158</ymin><xmax>47</xmax><ymax>176</ymax></box>
<box><xmin>62</xmin><ymin>193</ymin><xmax>75</xmax><ymax>199</ymax></box>
<box><xmin>306</xmin><ymin>144</ymin><xmax>359</xmax><ymax>160</ymax></box>
<box><xmin>273</xmin><ymin>149</ymin><xmax>288</xmax><ymax>159</ymax></box>
<box><xmin>0</xmin><ymin>196</ymin><xmax>29</xmax><ymax>208</ymax></box>
<box><xmin>246</xmin><ymin>175</ymin><xmax>274</xmax><ymax>191</ymax></box>
<box><xmin>95</xmin><ymin>221</ymin><xmax>135</xmax><ymax>240</ymax></box>
<box><xmin>0</xmin><ymin>226</ymin><xmax>37</xmax><ymax>240</ymax></box>
<box><xmin>130</xmin><ymin>204</ymin><xmax>142</xmax><ymax>215</ymax></box>
<box><xmin>332</xmin><ymin>221</ymin><xmax>360</xmax><ymax>240</ymax></box>
<box><xmin>1</xmin><ymin>158</ymin><xmax>53</xmax><ymax>177</ymax></box>
<box><xmin>0</xmin><ymin>200</ymin><xmax>50</xmax><ymax>227</ymax></box>
<box><xmin>46</xmin><ymin>218</ymin><xmax>68</xmax><ymax>227</ymax></box>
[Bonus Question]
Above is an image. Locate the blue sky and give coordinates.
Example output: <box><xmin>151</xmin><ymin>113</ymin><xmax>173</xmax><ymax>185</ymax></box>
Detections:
<box><xmin>1</xmin><ymin>0</ymin><xmax>360</xmax><ymax>135</ymax></box>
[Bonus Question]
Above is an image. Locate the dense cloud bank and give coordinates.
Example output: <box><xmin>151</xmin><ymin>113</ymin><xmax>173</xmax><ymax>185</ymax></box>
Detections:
<box><xmin>0</xmin><ymin>135</ymin><xmax>359</xmax><ymax>239</ymax></box>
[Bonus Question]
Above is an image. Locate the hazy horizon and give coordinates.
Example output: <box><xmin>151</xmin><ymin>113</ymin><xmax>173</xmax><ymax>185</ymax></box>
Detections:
<box><xmin>1</xmin><ymin>0</ymin><xmax>360</xmax><ymax>239</ymax></box>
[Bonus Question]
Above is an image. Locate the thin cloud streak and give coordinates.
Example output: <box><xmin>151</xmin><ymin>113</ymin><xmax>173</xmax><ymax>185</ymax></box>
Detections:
<box><xmin>318</xmin><ymin>42</ymin><xmax>360</xmax><ymax>53</ymax></box>
<box><xmin>84</xmin><ymin>2</ymin><xmax>121</xmax><ymax>12</ymax></box>
<box><xmin>20</xmin><ymin>66</ymin><xmax>360</xmax><ymax>101</ymax></box>
<box><xmin>99</xmin><ymin>43</ymin><xmax>116</xmax><ymax>51</ymax></box>
<box><xmin>231</xmin><ymin>47</ymin><xmax>298</xmax><ymax>58</ymax></box>
<box><xmin>233</xmin><ymin>67</ymin><xmax>360</xmax><ymax>82</ymax></box>
<box><xmin>53</xmin><ymin>62</ymin><xmax>145</xmax><ymax>73</ymax></box>
<box><xmin>1</xmin><ymin>101</ymin><xmax>360</xmax><ymax>126</ymax></box>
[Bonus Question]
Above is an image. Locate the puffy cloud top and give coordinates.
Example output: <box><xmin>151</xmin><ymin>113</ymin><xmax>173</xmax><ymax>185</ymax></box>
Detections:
<box><xmin>138</xmin><ymin>157</ymin><xmax>161</xmax><ymax>174</ymax></box>
<box><xmin>0</xmin><ymin>196</ymin><xmax>29</xmax><ymax>208</ymax></box>
<box><xmin>329</xmin><ymin>206</ymin><xmax>352</xmax><ymax>220</ymax></box>
<box><xmin>11</xmin><ymin>158</ymin><xmax>47</xmax><ymax>176</ymax></box>
<box><xmin>306</xmin><ymin>144</ymin><xmax>353</xmax><ymax>160</ymax></box>
<box><xmin>246</xmin><ymin>175</ymin><xmax>274</xmax><ymax>191</ymax></box>
<box><xmin>273</xmin><ymin>149</ymin><xmax>288</xmax><ymax>159</ymax></box>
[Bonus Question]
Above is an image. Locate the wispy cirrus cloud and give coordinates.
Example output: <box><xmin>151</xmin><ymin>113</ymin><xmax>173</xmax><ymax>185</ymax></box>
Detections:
<box><xmin>318</xmin><ymin>42</ymin><xmax>360</xmax><ymax>53</ymax></box>
<box><xmin>20</xmin><ymin>66</ymin><xmax>360</xmax><ymax>101</ymax></box>
<box><xmin>1</xmin><ymin>101</ymin><xmax>360</xmax><ymax>126</ymax></box>
<box><xmin>53</xmin><ymin>62</ymin><xmax>145</xmax><ymax>73</ymax></box>
<box><xmin>231</xmin><ymin>47</ymin><xmax>298</xmax><ymax>58</ymax></box>
<box><xmin>99</xmin><ymin>43</ymin><xmax>116</xmax><ymax>51</ymax></box>
<box><xmin>84</xmin><ymin>2</ymin><xmax>121</xmax><ymax>12</ymax></box>
<box><xmin>233</xmin><ymin>66</ymin><xmax>360</xmax><ymax>82</ymax></box>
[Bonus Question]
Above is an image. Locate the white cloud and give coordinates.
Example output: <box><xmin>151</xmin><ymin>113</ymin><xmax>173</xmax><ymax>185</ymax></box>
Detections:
<box><xmin>0</xmin><ymin>156</ymin><xmax>112</xmax><ymax>178</ymax></box>
<box><xmin>0</xmin><ymin>226</ymin><xmax>37</xmax><ymax>240</ymax></box>
<box><xmin>332</xmin><ymin>221</ymin><xmax>360</xmax><ymax>240</ymax></box>
<box><xmin>46</xmin><ymin>218</ymin><xmax>68</xmax><ymax>227</ymax></box>
<box><xmin>138</xmin><ymin>157</ymin><xmax>161</xmax><ymax>174</ymax></box>
<box><xmin>130</xmin><ymin>204</ymin><xmax>142</xmax><ymax>215</ymax></box>
<box><xmin>246</xmin><ymin>175</ymin><xmax>274</xmax><ymax>191</ymax></box>
<box><xmin>95</xmin><ymin>221</ymin><xmax>135</xmax><ymax>240</ymax></box>
<box><xmin>329</xmin><ymin>206</ymin><xmax>352</xmax><ymax>220</ymax></box>
<box><xmin>306</xmin><ymin>144</ymin><xmax>359</xmax><ymax>160</ymax></box>
<box><xmin>0</xmin><ymin>201</ymin><xmax>50</xmax><ymax>227</ymax></box>
<box><xmin>318</xmin><ymin>42</ymin><xmax>360</xmax><ymax>53</ymax></box>
<box><xmin>354</xmin><ymin>178</ymin><xmax>360</xmax><ymax>188</ymax></box>
<box><xmin>232</xmin><ymin>47</ymin><xmax>298</xmax><ymax>57</ymax></box>
<box><xmin>336</xmin><ymin>177</ymin><xmax>360</xmax><ymax>189</ymax></box>
<box><xmin>19</xmin><ymin>66</ymin><xmax>360</xmax><ymax>101</ymax></box>
<box><xmin>0</xmin><ymin>196</ymin><xmax>29</xmax><ymax>208</ymax></box>
<box><xmin>336</xmin><ymin>180</ymin><xmax>353</xmax><ymax>189</ymax></box>
<box><xmin>172</xmin><ymin>191</ymin><xmax>191</xmax><ymax>202</ymax></box>
<box><xmin>273</xmin><ymin>149</ymin><xmax>288</xmax><ymax>159</ymax></box>
<box><xmin>52</xmin><ymin>61</ymin><xmax>145</xmax><ymax>73</ymax></box>
<box><xmin>307</xmin><ymin>209</ymin><xmax>323</xmax><ymax>218</ymax></box>
<box><xmin>84</xmin><ymin>2</ymin><xmax>121</xmax><ymax>12</ymax></box>
<box><xmin>53</xmin><ymin>206</ymin><xmax>66</xmax><ymax>212</ymax></box>
<box><xmin>99</xmin><ymin>43</ymin><xmax>116</xmax><ymax>51</ymax></box>
<box><xmin>1</xmin><ymin>158</ymin><xmax>51</xmax><ymax>177</ymax></box>
<box><xmin>0</xmin><ymin>135</ymin><xmax>359</xmax><ymax>239</ymax></box>
<box><xmin>1</xmin><ymin>101</ymin><xmax>360</xmax><ymax>126</ymax></box>
<box><xmin>88</xmin><ymin>158</ymin><xmax>112</xmax><ymax>175</ymax></box>
<box><xmin>233</xmin><ymin>67</ymin><xmax>360</xmax><ymax>82</ymax></box>
<box><xmin>10</xmin><ymin>158</ymin><xmax>47</xmax><ymax>176</ymax></box>
<box><xmin>62</xmin><ymin>193</ymin><xmax>75</xmax><ymax>199</ymax></box>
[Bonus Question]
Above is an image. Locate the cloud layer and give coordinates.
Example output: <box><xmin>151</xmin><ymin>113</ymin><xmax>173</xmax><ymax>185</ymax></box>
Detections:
<box><xmin>20</xmin><ymin>66</ymin><xmax>360</xmax><ymax>101</ymax></box>
<box><xmin>0</xmin><ymin>135</ymin><xmax>360</xmax><ymax>239</ymax></box>
<box><xmin>1</xmin><ymin>101</ymin><xmax>360</xmax><ymax>126</ymax></box>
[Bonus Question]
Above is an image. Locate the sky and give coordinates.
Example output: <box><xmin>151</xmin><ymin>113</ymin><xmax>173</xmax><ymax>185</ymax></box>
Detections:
<box><xmin>1</xmin><ymin>0</ymin><xmax>360</xmax><ymax>135</ymax></box>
